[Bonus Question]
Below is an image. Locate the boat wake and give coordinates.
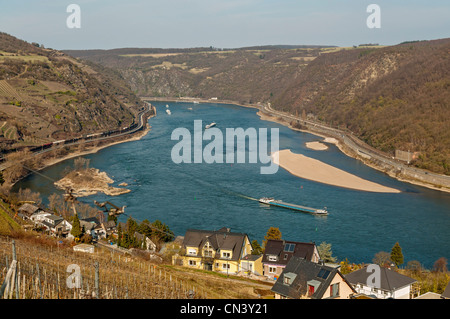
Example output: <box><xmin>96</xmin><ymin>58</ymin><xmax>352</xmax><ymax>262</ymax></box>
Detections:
<box><xmin>175</xmin><ymin>171</ymin><xmax>258</xmax><ymax>202</ymax></box>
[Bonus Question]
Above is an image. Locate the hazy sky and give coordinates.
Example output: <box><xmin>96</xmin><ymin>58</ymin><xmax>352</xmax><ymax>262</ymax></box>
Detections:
<box><xmin>1</xmin><ymin>0</ymin><xmax>449</xmax><ymax>50</ymax></box>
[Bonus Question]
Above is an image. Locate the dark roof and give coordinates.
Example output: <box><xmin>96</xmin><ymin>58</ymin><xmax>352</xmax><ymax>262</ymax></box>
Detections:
<box><xmin>134</xmin><ymin>232</ymin><xmax>147</xmax><ymax>241</ymax></box>
<box><xmin>182</xmin><ymin>227</ymin><xmax>249</xmax><ymax>261</ymax></box>
<box><xmin>442</xmin><ymin>282</ymin><xmax>450</xmax><ymax>299</ymax></box>
<box><xmin>102</xmin><ymin>220</ymin><xmax>116</xmax><ymax>229</ymax></box>
<box><xmin>345</xmin><ymin>266</ymin><xmax>417</xmax><ymax>292</ymax></box>
<box><xmin>18</xmin><ymin>203</ymin><xmax>40</xmax><ymax>216</ymax></box>
<box><xmin>46</xmin><ymin>214</ymin><xmax>63</xmax><ymax>221</ymax></box>
<box><xmin>242</xmin><ymin>254</ymin><xmax>262</xmax><ymax>261</ymax></box>
<box><xmin>271</xmin><ymin>256</ymin><xmax>350</xmax><ymax>299</ymax></box>
<box><xmin>81</xmin><ymin>216</ymin><xmax>101</xmax><ymax>224</ymax></box>
<box><xmin>262</xmin><ymin>239</ymin><xmax>317</xmax><ymax>265</ymax></box>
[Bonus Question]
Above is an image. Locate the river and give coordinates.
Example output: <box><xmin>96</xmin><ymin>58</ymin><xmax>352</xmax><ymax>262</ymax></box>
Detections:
<box><xmin>14</xmin><ymin>101</ymin><xmax>450</xmax><ymax>268</ymax></box>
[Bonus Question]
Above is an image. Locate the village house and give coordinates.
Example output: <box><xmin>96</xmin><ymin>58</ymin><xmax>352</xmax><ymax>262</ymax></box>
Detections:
<box><xmin>17</xmin><ymin>203</ymin><xmax>41</xmax><ymax>220</ymax></box>
<box><xmin>173</xmin><ymin>227</ymin><xmax>260</xmax><ymax>275</ymax></box>
<box><xmin>39</xmin><ymin>213</ymin><xmax>72</xmax><ymax>237</ymax></box>
<box><xmin>240</xmin><ymin>254</ymin><xmax>263</xmax><ymax>275</ymax></box>
<box><xmin>345</xmin><ymin>266</ymin><xmax>418</xmax><ymax>299</ymax></box>
<box><xmin>134</xmin><ymin>232</ymin><xmax>157</xmax><ymax>251</ymax></box>
<box><xmin>271</xmin><ymin>256</ymin><xmax>355</xmax><ymax>299</ymax></box>
<box><xmin>101</xmin><ymin>220</ymin><xmax>117</xmax><ymax>237</ymax></box>
<box><xmin>262</xmin><ymin>239</ymin><xmax>320</xmax><ymax>280</ymax></box>
<box><xmin>29</xmin><ymin>210</ymin><xmax>51</xmax><ymax>223</ymax></box>
<box><xmin>79</xmin><ymin>216</ymin><xmax>105</xmax><ymax>239</ymax></box>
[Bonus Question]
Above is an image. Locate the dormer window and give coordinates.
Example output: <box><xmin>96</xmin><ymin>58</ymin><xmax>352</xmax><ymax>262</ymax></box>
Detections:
<box><xmin>284</xmin><ymin>243</ymin><xmax>295</xmax><ymax>252</ymax></box>
<box><xmin>307</xmin><ymin>279</ymin><xmax>321</xmax><ymax>297</ymax></box>
<box><xmin>283</xmin><ymin>272</ymin><xmax>297</xmax><ymax>285</ymax></box>
<box><xmin>222</xmin><ymin>252</ymin><xmax>231</xmax><ymax>259</ymax></box>
<box><xmin>268</xmin><ymin>255</ymin><xmax>278</xmax><ymax>262</ymax></box>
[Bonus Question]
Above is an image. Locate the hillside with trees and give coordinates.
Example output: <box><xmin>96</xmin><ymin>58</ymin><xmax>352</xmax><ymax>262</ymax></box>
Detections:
<box><xmin>273</xmin><ymin>39</ymin><xmax>450</xmax><ymax>175</ymax></box>
<box><xmin>0</xmin><ymin>32</ymin><xmax>144</xmax><ymax>154</ymax></box>
<box><xmin>67</xmin><ymin>39</ymin><xmax>450</xmax><ymax>175</ymax></box>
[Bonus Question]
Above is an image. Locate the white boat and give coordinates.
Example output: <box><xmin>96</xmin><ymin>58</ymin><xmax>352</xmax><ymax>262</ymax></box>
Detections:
<box><xmin>166</xmin><ymin>109</ymin><xmax>171</xmax><ymax>115</ymax></box>
<box><xmin>205</xmin><ymin>122</ymin><xmax>216</xmax><ymax>129</ymax></box>
<box><xmin>187</xmin><ymin>107</ymin><xmax>193</xmax><ymax>110</ymax></box>
<box><xmin>193</xmin><ymin>101</ymin><xmax>199</xmax><ymax>104</ymax></box>
<box><xmin>166</xmin><ymin>104</ymin><xmax>169</xmax><ymax>108</ymax></box>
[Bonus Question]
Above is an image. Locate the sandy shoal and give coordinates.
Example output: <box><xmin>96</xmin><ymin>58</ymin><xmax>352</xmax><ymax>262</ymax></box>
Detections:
<box><xmin>272</xmin><ymin>149</ymin><xmax>401</xmax><ymax>193</ymax></box>
<box><xmin>305</xmin><ymin>141</ymin><xmax>328</xmax><ymax>151</ymax></box>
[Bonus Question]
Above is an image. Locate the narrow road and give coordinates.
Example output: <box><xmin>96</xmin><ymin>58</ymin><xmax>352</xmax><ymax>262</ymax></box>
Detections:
<box><xmin>261</xmin><ymin>104</ymin><xmax>450</xmax><ymax>187</ymax></box>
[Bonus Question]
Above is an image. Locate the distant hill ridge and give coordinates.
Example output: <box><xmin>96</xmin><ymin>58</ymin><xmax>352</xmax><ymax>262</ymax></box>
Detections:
<box><xmin>67</xmin><ymin>39</ymin><xmax>450</xmax><ymax>175</ymax></box>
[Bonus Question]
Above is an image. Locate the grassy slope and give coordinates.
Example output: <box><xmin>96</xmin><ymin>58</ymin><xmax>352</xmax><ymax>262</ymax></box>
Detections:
<box><xmin>0</xmin><ymin>200</ymin><xmax>21</xmax><ymax>235</ymax></box>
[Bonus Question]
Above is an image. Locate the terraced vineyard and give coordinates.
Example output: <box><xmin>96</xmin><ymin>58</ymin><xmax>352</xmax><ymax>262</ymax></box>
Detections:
<box><xmin>0</xmin><ymin>236</ymin><xmax>272</xmax><ymax>299</ymax></box>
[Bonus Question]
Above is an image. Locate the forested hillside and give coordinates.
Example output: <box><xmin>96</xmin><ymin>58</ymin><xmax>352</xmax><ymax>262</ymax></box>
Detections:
<box><xmin>67</xmin><ymin>39</ymin><xmax>450</xmax><ymax>175</ymax></box>
<box><xmin>0</xmin><ymin>32</ymin><xmax>143</xmax><ymax>153</ymax></box>
<box><xmin>273</xmin><ymin>39</ymin><xmax>450</xmax><ymax>174</ymax></box>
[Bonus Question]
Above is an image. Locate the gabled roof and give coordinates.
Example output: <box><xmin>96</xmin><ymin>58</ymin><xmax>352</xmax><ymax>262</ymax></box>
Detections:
<box><xmin>262</xmin><ymin>239</ymin><xmax>317</xmax><ymax>265</ymax></box>
<box><xmin>46</xmin><ymin>214</ymin><xmax>63</xmax><ymax>221</ymax></box>
<box><xmin>345</xmin><ymin>266</ymin><xmax>417</xmax><ymax>292</ymax></box>
<box><xmin>182</xmin><ymin>227</ymin><xmax>248</xmax><ymax>261</ymax></box>
<box><xmin>271</xmin><ymin>256</ymin><xmax>351</xmax><ymax>299</ymax></box>
<box><xmin>102</xmin><ymin>220</ymin><xmax>116</xmax><ymax>229</ymax></box>
<box><xmin>18</xmin><ymin>203</ymin><xmax>40</xmax><ymax>216</ymax></box>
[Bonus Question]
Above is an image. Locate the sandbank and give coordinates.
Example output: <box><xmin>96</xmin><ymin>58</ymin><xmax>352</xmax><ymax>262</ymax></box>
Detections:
<box><xmin>54</xmin><ymin>168</ymin><xmax>131</xmax><ymax>197</ymax></box>
<box><xmin>305</xmin><ymin>141</ymin><xmax>328</xmax><ymax>151</ymax></box>
<box><xmin>272</xmin><ymin>149</ymin><xmax>401</xmax><ymax>193</ymax></box>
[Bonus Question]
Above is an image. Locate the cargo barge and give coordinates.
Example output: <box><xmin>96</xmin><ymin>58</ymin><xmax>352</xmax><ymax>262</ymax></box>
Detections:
<box><xmin>259</xmin><ymin>197</ymin><xmax>328</xmax><ymax>215</ymax></box>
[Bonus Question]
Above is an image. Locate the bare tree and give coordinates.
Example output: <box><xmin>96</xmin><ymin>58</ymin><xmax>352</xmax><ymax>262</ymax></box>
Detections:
<box><xmin>16</xmin><ymin>188</ymin><xmax>42</xmax><ymax>206</ymax></box>
<box><xmin>373</xmin><ymin>251</ymin><xmax>392</xmax><ymax>267</ymax></box>
<box><xmin>433</xmin><ymin>257</ymin><xmax>448</xmax><ymax>273</ymax></box>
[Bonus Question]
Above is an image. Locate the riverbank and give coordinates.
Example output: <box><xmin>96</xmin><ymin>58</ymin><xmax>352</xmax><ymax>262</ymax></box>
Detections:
<box><xmin>9</xmin><ymin>119</ymin><xmax>151</xmax><ymax>190</ymax></box>
<box><xmin>41</xmin><ymin>126</ymin><xmax>151</xmax><ymax>172</ymax></box>
<box><xmin>143</xmin><ymin>97</ymin><xmax>450</xmax><ymax>193</ymax></box>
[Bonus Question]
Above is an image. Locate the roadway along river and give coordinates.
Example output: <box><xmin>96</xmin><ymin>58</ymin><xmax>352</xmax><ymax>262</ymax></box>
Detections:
<box><xmin>14</xmin><ymin>101</ymin><xmax>450</xmax><ymax>269</ymax></box>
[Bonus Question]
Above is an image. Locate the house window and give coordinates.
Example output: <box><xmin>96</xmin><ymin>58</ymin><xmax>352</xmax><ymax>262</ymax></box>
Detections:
<box><xmin>284</xmin><ymin>243</ymin><xmax>295</xmax><ymax>252</ymax></box>
<box><xmin>222</xmin><ymin>252</ymin><xmax>231</xmax><ymax>259</ymax></box>
<box><xmin>330</xmin><ymin>283</ymin><xmax>339</xmax><ymax>297</ymax></box>
<box><xmin>222</xmin><ymin>263</ymin><xmax>230</xmax><ymax>270</ymax></box>
<box><xmin>268</xmin><ymin>255</ymin><xmax>278</xmax><ymax>262</ymax></box>
<box><xmin>268</xmin><ymin>266</ymin><xmax>277</xmax><ymax>274</ymax></box>
<box><xmin>187</xmin><ymin>249</ymin><xmax>197</xmax><ymax>256</ymax></box>
<box><xmin>284</xmin><ymin>254</ymin><xmax>288</xmax><ymax>260</ymax></box>
<box><xmin>188</xmin><ymin>260</ymin><xmax>196</xmax><ymax>266</ymax></box>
